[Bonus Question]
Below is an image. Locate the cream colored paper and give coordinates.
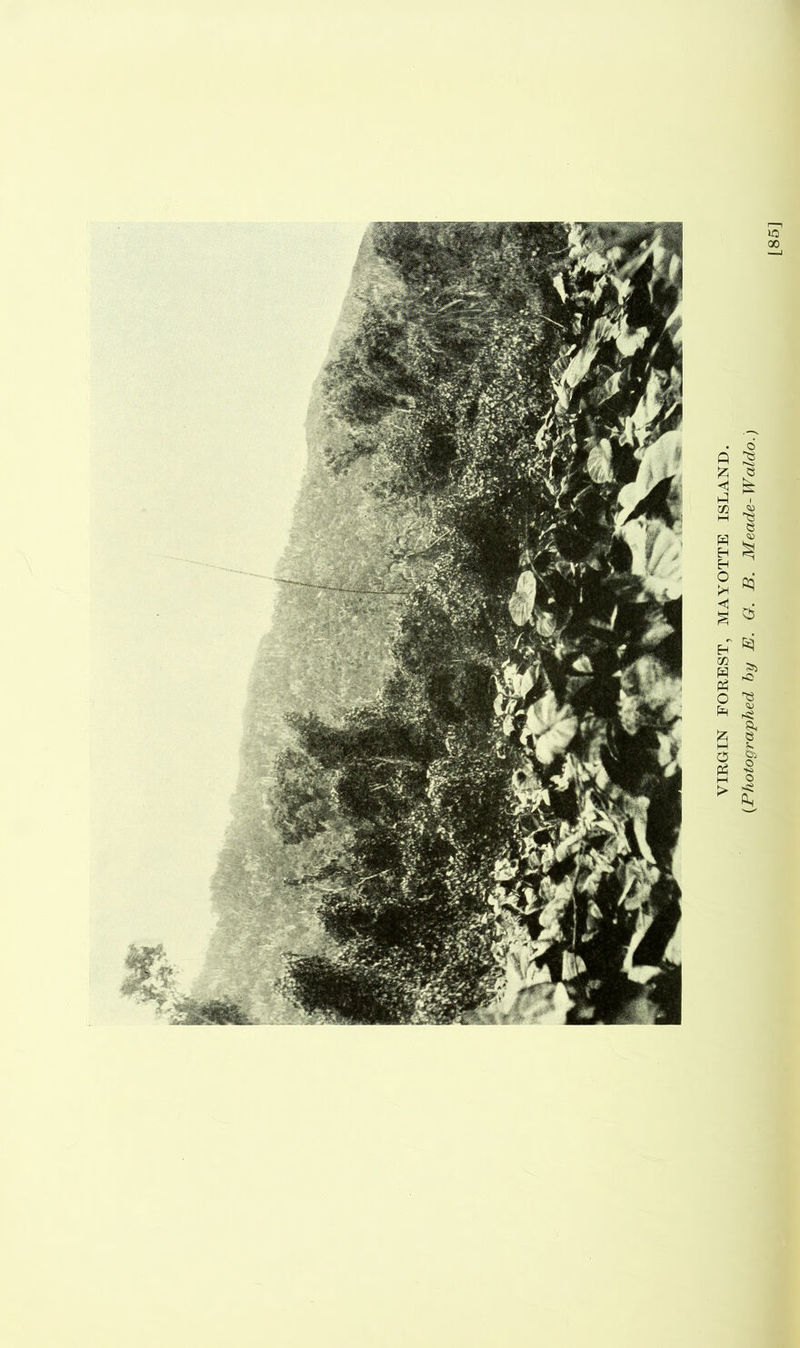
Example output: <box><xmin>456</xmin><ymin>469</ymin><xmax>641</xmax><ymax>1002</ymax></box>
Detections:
<box><xmin>1</xmin><ymin>3</ymin><xmax>797</xmax><ymax>1345</ymax></box>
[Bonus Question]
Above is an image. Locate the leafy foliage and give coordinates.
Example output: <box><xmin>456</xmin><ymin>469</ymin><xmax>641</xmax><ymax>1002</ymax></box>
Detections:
<box><xmin>482</xmin><ymin>223</ymin><xmax>683</xmax><ymax>1024</ymax></box>
<box><xmin>190</xmin><ymin>221</ymin><xmax>681</xmax><ymax>1026</ymax></box>
<box><xmin>269</xmin><ymin>743</ymin><xmax>334</xmax><ymax>845</ymax></box>
<box><xmin>120</xmin><ymin>942</ymin><xmax>180</xmax><ymax>1016</ymax></box>
<box><xmin>121</xmin><ymin>943</ymin><xmax>251</xmax><ymax>1024</ymax></box>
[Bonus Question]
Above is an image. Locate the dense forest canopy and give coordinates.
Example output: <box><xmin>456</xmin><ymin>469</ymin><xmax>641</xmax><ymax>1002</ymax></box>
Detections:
<box><xmin>155</xmin><ymin>221</ymin><xmax>682</xmax><ymax>1027</ymax></box>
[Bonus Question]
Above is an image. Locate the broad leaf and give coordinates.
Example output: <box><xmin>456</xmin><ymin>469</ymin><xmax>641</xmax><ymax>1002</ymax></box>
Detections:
<box><xmin>509</xmin><ymin>569</ymin><xmax>537</xmax><ymax>625</ymax></box>
<box><xmin>562</xmin><ymin>951</ymin><xmax>587</xmax><ymax>981</ymax></box>
<box><xmin>515</xmin><ymin>667</ymin><xmax>534</xmax><ymax>699</ymax></box>
<box><xmin>630</xmin><ymin>365</ymin><xmax>669</xmax><ymax>440</ymax></box>
<box><xmin>563</xmin><ymin>340</ymin><xmax>599</xmax><ymax>390</ymax></box>
<box><xmin>525</xmin><ymin>692</ymin><xmax>578</xmax><ymax>765</ymax></box>
<box><xmin>586</xmin><ymin>438</ymin><xmax>614</xmax><ymax>483</ymax></box>
<box><xmin>536</xmin><ymin>609</ymin><xmax>558</xmax><ymax>638</ymax></box>
<box><xmin>581</xmin><ymin>250</ymin><xmax>607</xmax><ymax>275</ymax></box>
<box><xmin>563</xmin><ymin>317</ymin><xmax>614</xmax><ymax>389</ymax></box>
<box><xmin>587</xmin><ymin>368</ymin><xmax>624</xmax><ymax>408</ymax></box>
<box><xmin>616</xmin><ymin>322</ymin><xmax>648</xmax><ymax>357</ymax></box>
<box><xmin>462</xmin><ymin>981</ymin><xmax>576</xmax><ymax>1025</ymax></box>
<box><xmin>510</xmin><ymin>981</ymin><xmax>575</xmax><ymax>1024</ymax></box>
<box><xmin>516</xmin><ymin>569</ymin><xmax>537</xmax><ymax>599</ymax></box>
<box><xmin>636</xmin><ymin>429</ymin><xmax>681</xmax><ymax>494</ymax></box>
<box><xmin>509</xmin><ymin>591</ymin><xmax>531</xmax><ymax>625</ymax></box>
<box><xmin>620</xmin><ymin>518</ymin><xmax>682</xmax><ymax>601</ymax></box>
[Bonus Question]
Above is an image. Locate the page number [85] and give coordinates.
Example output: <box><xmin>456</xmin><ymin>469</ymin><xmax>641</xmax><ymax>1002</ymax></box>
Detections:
<box><xmin>767</xmin><ymin>222</ymin><xmax>783</xmax><ymax>257</ymax></box>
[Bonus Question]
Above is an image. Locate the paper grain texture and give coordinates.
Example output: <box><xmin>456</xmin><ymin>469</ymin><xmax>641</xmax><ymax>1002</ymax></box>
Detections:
<box><xmin>1</xmin><ymin>2</ymin><xmax>797</xmax><ymax>1345</ymax></box>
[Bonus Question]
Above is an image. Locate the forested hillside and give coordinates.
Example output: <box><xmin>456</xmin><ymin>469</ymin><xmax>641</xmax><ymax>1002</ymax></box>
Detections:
<box><xmin>190</xmin><ymin>221</ymin><xmax>682</xmax><ymax>1025</ymax></box>
<box><xmin>192</xmin><ymin>230</ymin><xmax>425</xmax><ymax>1020</ymax></box>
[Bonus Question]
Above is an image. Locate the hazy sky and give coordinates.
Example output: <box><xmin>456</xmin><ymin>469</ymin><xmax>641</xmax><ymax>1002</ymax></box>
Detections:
<box><xmin>91</xmin><ymin>223</ymin><xmax>366</xmax><ymax>1024</ymax></box>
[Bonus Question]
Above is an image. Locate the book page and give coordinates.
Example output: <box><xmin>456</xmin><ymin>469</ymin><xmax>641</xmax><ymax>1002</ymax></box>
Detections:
<box><xmin>1</xmin><ymin>2</ymin><xmax>796</xmax><ymax>1344</ymax></box>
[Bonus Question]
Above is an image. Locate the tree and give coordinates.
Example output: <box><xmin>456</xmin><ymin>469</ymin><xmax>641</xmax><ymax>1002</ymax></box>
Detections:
<box><xmin>172</xmin><ymin>998</ymin><xmax>252</xmax><ymax>1025</ymax></box>
<box><xmin>120</xmin><ymin>943</ymin><xmax>180</xmax><ymax>1017</ymax></box>
<box><xmin>269</xmin><ymin>744</ymin><xmax>333</xmax><ymax>844</ymax></box>
<box><xmin>280</xmin><ymin>951</ymin><xmax>401</xmax><ymax>1024</ymax></box>
<box><xmin>120</xmin><ymin>943</ymin><xmax>250</xmax><ymax>1024</ymax></box>
<box><xmin>288</xmin><ymin>704</ymin><xmax>430</xmax><ymax>774</ymax></box>
<box><xmin>321</xmin><ymin>298</ymin><xmax>420</xmax><ymax>454</ymax></box>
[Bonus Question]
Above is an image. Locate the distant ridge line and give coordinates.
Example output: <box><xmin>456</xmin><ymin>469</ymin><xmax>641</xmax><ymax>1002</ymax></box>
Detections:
<box><xmin>151</xmin><ymin>551</ymin><xmax>411</xmax><ymax>599</ymax></box>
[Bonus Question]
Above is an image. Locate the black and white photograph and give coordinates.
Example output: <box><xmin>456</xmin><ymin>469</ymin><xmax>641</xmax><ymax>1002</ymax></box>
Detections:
<box><xmin>92</xmin><ymin>221</ymin><xmax>683</xmax><ymax>1026</ymax></box>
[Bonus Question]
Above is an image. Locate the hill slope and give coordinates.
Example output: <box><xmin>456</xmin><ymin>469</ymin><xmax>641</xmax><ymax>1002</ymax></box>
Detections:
<box><xmin>192</xmin><ymin>228</ymin><xmax>419</xmax><ymax>1021</ymax></box>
